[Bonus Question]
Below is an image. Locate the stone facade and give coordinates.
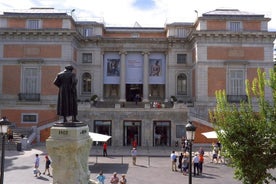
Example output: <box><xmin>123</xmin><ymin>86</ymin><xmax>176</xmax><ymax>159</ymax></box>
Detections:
<box><xmin>0</xmin><ymin>8</ymin><xmax>275</xmax><ymax>146</ymax></box>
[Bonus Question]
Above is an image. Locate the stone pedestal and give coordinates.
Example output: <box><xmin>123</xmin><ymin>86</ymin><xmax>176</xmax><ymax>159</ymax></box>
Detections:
<box><xmin>46</xmin><ymin>122</ymin><xmax>93</xmax><ymax>184</ymax></box>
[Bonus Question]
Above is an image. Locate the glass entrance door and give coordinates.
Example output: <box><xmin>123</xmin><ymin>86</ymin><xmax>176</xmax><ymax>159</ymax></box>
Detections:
<box><xmin>153</xmin><ymin>121</ymin><xmax>171</xmax><ymax>146</ymax></box>
<box><xmin>126</xmin><ymin>84</ymin><xmax>143</xmax><ymax>102</ymax></box>
<box><xmin>124</xmin><ymin>121</ymin><xmax>141</xmax><ymax>146</ymax></box>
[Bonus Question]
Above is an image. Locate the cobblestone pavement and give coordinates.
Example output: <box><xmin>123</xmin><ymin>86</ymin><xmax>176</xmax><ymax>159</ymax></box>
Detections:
<box><xmin>4</xmin><ymin>145</ymin><xmax>274</xmax><ymax>184</ymax></box>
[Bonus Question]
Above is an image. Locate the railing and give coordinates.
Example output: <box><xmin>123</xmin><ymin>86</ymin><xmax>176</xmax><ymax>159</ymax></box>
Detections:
<box><xmin>18</xmin><ymin>93</ymin><xmax>40</xmax><ymax>101</ymax></box>
<box><xmin>227</xmin><ymin>95</ymin><xmax>248</xmax><ymax>103</ymax></box>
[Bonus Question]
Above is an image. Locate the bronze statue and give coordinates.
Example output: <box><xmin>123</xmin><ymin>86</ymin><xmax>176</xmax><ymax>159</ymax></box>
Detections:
<box><xmin>54</xmin><ymin>65</ymin><xmax>79</xmax><ymax>123</ymax></box>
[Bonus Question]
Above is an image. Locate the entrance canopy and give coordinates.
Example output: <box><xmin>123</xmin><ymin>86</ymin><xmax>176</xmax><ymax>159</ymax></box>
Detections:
<box><xmin>89</xmin><ymin>132</ymin><xmax>111</xmax><ymax>142</ymax></box>
<box><xmin>201</xmin><ymin>130</ymin><xmax>224</xmax><ymax>139</ymax></box>
<box><xmin>201</xmin><ymin>131</ymin><xmax>218</xmax><ymax>139</ymax></box>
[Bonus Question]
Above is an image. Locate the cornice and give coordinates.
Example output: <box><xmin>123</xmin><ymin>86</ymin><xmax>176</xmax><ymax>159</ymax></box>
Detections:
<box><xmin>0</xmin><ymin>28</ymin><xmax>82</xmax><ymax>41</ymax></box>
<box><xmin>190</xmin><ymin>31</ymin><xmax>276</xmax><ymax>39</ymax></box>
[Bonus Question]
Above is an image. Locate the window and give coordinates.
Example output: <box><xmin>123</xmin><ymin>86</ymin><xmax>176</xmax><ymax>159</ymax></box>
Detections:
<box><xmin>131</xmin><ymin>33</ymin><xmax>140</xmax><ymax>38</ymax></box>
<box><xmin>22</xmin><ymin>113</ymin><xmax>38</xmax><ymax>123</ymax></box>
<box><xmin>176</xmin><ymin>28</ymin><xmax>187</xmax><ymax>37</ymax></box>
<box><xmin>23</xmin><ymin>67</ymin><xmax>40</xmax><ymax>95</ymax></box>
<box><xmin>177</xmin><ymin>73</ymin><xmax>187</xmax><ymax>95</ymax></box>
<box><xmin>82</xmin><ymin>72</ymin><xmax>91</xmax><ymax>93</ymax></box>
<box><xmin>82</xmin><ymin>53</ymin><xmax>92</xmax><ymax>63</ymax></box>
<box><xmin>176</xmin><ymin>125</ymin><xmax>185</xmax><ymax>138</ymax></box>
<box><xmin>229</xmin><ymin>21</ymin><xmax>241</xmax><ymax>32</ymax></box>
<box><xmin>177</xmin><ymin>54</ymin><xmax>187</xmax><ymax>64</ymax></box>
<box><xmin>27</xmin><ymin>19</ymin><xmax>40</xmax><ymax>29</ymax></box>
<box><xmin>84</xmin><ymin>28</ymin><xmax>93</xmax><ymax>37</ymax></box>
<box><xmin>229</xmin><ymin>70</ymin><xmax>244</xmax><ymax>95</ymax></box>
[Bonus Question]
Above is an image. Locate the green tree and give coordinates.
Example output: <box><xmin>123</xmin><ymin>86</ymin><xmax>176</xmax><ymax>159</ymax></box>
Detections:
<box><xmin>209</xmin><ymin>68</ymin><xmax>276</xmax><ymax>184</ymax></box>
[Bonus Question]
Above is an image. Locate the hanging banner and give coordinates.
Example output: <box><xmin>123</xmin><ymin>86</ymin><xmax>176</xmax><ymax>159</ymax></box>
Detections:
<box><xmin>149</xmin><ymin>53</ymin><xmax>166</xmax><ymax>84</ymax></box>
<box><xmin>126</xmin><ymin>53</ymin><xmax>143</xmax><ymax>84</ymax></box>
<box><xmin>104</xmin><ymin>52</ymin><xmax>120</xmax><ymax>84</ymax></box>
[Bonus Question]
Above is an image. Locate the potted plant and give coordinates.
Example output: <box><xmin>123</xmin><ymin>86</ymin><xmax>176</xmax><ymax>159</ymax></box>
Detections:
<box><xmin>170</xmin><ymin>96</ymin><xmax>177</xmax><ymax>102</ymax></box>
<box><xmin>91</xmin><ymin>95</ymin><xmax>98</xmax><ymax>106</ymax></box>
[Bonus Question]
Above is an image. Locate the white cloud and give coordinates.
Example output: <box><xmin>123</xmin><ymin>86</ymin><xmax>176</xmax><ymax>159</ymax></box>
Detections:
<box><xmin>0</xmin><ymin>0</ymin><xmax>275</xmax><ymax>29</ymax></box>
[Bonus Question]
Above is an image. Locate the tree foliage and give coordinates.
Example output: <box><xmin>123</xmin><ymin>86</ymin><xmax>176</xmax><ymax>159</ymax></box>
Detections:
<box><xmin>209</xmin><ymin>68</ymin><xmax>276</xmax><ymax>184</ymax></box>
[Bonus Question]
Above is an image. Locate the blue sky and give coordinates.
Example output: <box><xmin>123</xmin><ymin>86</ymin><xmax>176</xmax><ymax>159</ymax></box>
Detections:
<box><xmin>0</xmin><ymin>0</ymin><xmax>276</xmax><ymax>30</ymax></box>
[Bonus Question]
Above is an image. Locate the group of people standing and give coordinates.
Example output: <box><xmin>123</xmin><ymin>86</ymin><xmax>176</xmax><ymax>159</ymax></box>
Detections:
<box><xmin>170</xmin><ymin>147</ymin><xmax>205</xmax><ymax>176</ymax></box>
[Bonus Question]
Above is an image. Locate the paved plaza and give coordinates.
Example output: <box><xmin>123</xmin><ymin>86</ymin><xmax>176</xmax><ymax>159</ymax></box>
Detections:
<box><xmin>2</xmin><ymin>144</ymin><xmax>248</xmax><ymax>184</ymax></box>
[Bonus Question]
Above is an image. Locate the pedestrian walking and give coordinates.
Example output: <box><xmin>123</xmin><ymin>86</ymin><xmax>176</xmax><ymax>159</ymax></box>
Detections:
<box><xmin>119</xmin><ymin>174</ymin><xmax>127</xmax><ymax>184</ymax></box>
<box><xmin>198</xmin><ymin>147</ymin><xmax>205</xmax><ymax>156</ymax></box>
<box><xmin>178</xmin><ymin>152</ymin><xmax>183</xmax><ymax>171</ymax></box>
<box><xmin>103</xmin><ymin>142</ymin><xmax>108</xmax><ymax>157</ymax></box>
<box><xmin>43</xmin><ymin>155</ymin><xmax>51</xmax><ymax>176</ymax></box>
<box><xmin>170</xmin><ymin>150</ymin><xmax>177</xmax><ymax>171</ymax></box>
<box><xmin>131</xmin><ymin>148</ymin><xmax>137</xmax><ymax>165</ymax></box>
<box><xmin>182</xmin><ymin>153</ymin><xmax>189</xmax><ymax>175</ymax></box>
<box><xmin>110</xmin><ymin>172</ymin><xmax>119</xmax><ymax>184</ymax></box>
<box><xmin>34</xmin><ymin>154</ymin><xmax>41</xmax><ymax>177</ymax></box>
<box><xmin>193</xmin><ymin>153</ymin><xmax>200</xmax><ymax>176</ymax></box>
<box><xmin>96</xmin><ymin>171</ymin><xmax>106</xmax><ymax>184</ymax></box>
<box><xmin>7</xmin><ymin>128</ymin><xmax>13</xmax><ymax>142</ymax></box>
<box><xmin>198</xmin><ymin>152</ymin><xmax>204</xmax><ymax>175</ymax></box>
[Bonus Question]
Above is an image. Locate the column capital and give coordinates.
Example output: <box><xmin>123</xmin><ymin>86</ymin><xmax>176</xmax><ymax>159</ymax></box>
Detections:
<box><xmin>142</xmin><ymin>51</ymin><xmax>150</xmax><ymax>55</ymax></box>
<box><xmin>119</xmin><ymin>51</ymin><xmax>127</xmax><ymax>55</ymax></box>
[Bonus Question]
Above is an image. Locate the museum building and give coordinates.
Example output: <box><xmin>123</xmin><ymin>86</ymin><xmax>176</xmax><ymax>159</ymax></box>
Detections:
<box><xmin>0</xmin><ymin>8</ymin><xmax>275</xmax><ymax>147</ymax></box>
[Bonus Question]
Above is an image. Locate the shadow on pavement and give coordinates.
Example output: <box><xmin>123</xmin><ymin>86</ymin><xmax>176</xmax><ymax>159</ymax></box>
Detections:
<box><xmin>35</xmin><ymin>176</ymin><xmax>50</xmax><ymax>181</ymax></box>
<box><xmin>89</xmin><ymin>163</ymin><xmax>129</xmax><ymax>174</ymax></box>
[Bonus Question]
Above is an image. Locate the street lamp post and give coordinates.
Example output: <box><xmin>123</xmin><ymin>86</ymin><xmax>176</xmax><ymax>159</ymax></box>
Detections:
<box><xmin>185</xmin><ymin>121</ymin><xmax>197</xmax><ymax>184</ymax></box>
<box><xmin>0</xmin><ymin>117</ymin><xmax>11</xmax><ymax>184</ymax></box>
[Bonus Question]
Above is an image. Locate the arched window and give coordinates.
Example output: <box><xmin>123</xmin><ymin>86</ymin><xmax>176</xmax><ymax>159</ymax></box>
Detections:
<box><xmin>82</xmin><ymin>72</ymin><xmax>91</xmax><ymax>93</ymax></box>
<box><xmin>177</xmin><ymin>73</ymin><xmax>187</xmax><ymax>95</ymax></box>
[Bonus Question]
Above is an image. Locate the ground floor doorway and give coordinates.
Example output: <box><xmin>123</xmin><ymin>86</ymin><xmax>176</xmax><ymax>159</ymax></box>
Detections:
<box><xmin>153</xmin><ymin>121</ymin><xmax>171</xmax><ymax>146</ymax></box>
<box><xmin>126</xmin><ymin>84</ymin><xmax>143</xmax><ymax>102</ymax></box>
<box><xmin>93</xmin><ymin>120</ymin><xmax>112</xmax><ymax>145</ymax></box>
<box><xmin>124</xmin><ymin>121</ymin><xmax>141</xmax><ymax>146</ymax></box>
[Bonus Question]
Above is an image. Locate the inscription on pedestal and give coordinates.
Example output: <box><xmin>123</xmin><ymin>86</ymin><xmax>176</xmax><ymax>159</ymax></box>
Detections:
<box><xmin>50</xmin><ymin>124</ymin><xmax>89</xmax><ymax>140</ymax></box>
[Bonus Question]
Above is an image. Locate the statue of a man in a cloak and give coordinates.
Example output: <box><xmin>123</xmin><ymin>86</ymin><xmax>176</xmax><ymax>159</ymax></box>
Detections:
<box><xmin>54</xmin><ymin>65</ymin><xmax>79</xmax><ymax>123</ymax></box>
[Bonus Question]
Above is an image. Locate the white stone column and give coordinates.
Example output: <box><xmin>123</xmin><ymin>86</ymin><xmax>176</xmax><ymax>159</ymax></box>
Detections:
<box><xmin>99</xmin><ymin>51</ymin><xmax>104</xmax><ymax>101</ymax></box>
<box><xmin>46</xmin><ymin>123</ymin><xmax>93</xmax><ymax>184</ymax></box>
<box><xmin>165</xmin><ymin>52</ymin><xmax>169</xmax><ymax>102</ymax></box>
<box><xmin>119</xmin><ymin>51</ymin><xmax>126</xmax><ymax>102</ymax></box>
<box><xmin>143</xmin><ymin>51</ymin><xmax>149</xmax><ymax>102</ymax></box>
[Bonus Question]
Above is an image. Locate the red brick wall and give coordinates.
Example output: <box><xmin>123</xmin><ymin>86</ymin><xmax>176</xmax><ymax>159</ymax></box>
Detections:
<box><xmin>3</xmin><ymin>44</ymin><xmax>62</xmax><ymax>58</ymax></box>
<box><xmin>243</xmin><ymin>21</ymin><xmax>261</xmax><ymax>31</ymax></box>
<box><xmin>41</xmin><ymin>66</ymin><xmax>60</xmax><ymax>95</ymax></box>
<box><xmin>1</xmin><ymin>109</ymin><xmax>57</xmax><ymax>127</ymax></box>
<box><xmin>192</xmin><ymin>121</ymin><xmax>217</xmax><ymax>144</ymax></box>
<box><xmin>206</xmin><ymin>20</ymin><xmax>262</xmax><ymax>31</ymax></box>
<box><xmin>40</xmin><ymin>128</ymin><xmax>51</xmax><ymax>142</ymax></box>
<box><xmin>7</xmin><ymin>18</ymin><xmax>25</xmax><ymax>28</ymax></box>
<box><xmin>207</xmin><ymin>46</ymin><xmax>264</xmax><ymax>60</ymax></box>
<box><xmin>43</xmin><ymin>19</ymin><xmax>62</xmax><ymax>29</ymax></box>
<box><xmin>247</xmin><ymin>68</ymin><xmax>263</xmax><ymax>83</ymax></box>
<box><xmin>2</xmin><ymin>65</ymin><xmax>20</xmax><ymax>94</ymax></box>
<box><xmin>208</xmin><ymin>68</ymin><xmax>226</xmax><ymax>97</ymax></box>
<box><xmin>7</xmin><ymin>18</ymin><xmax>63</xmax><ymax>29</ymax></box>
<box><xmin>207</xmin><ymin>20</ymin><xmax>226</xmax><ymax>30</ymax></box>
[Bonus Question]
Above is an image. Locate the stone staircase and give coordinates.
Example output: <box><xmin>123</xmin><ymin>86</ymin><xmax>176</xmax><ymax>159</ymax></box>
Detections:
<box><xmin>0</xmin><ymin>127</ymin><xmax>32</xmax><ymax>151</ymax></box>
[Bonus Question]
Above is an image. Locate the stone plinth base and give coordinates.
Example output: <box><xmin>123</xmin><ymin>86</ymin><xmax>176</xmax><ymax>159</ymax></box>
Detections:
<box><xmin>46</xmin><ymin>123</ymin><xmax>92</xmax><ymax>184</ymax></box>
